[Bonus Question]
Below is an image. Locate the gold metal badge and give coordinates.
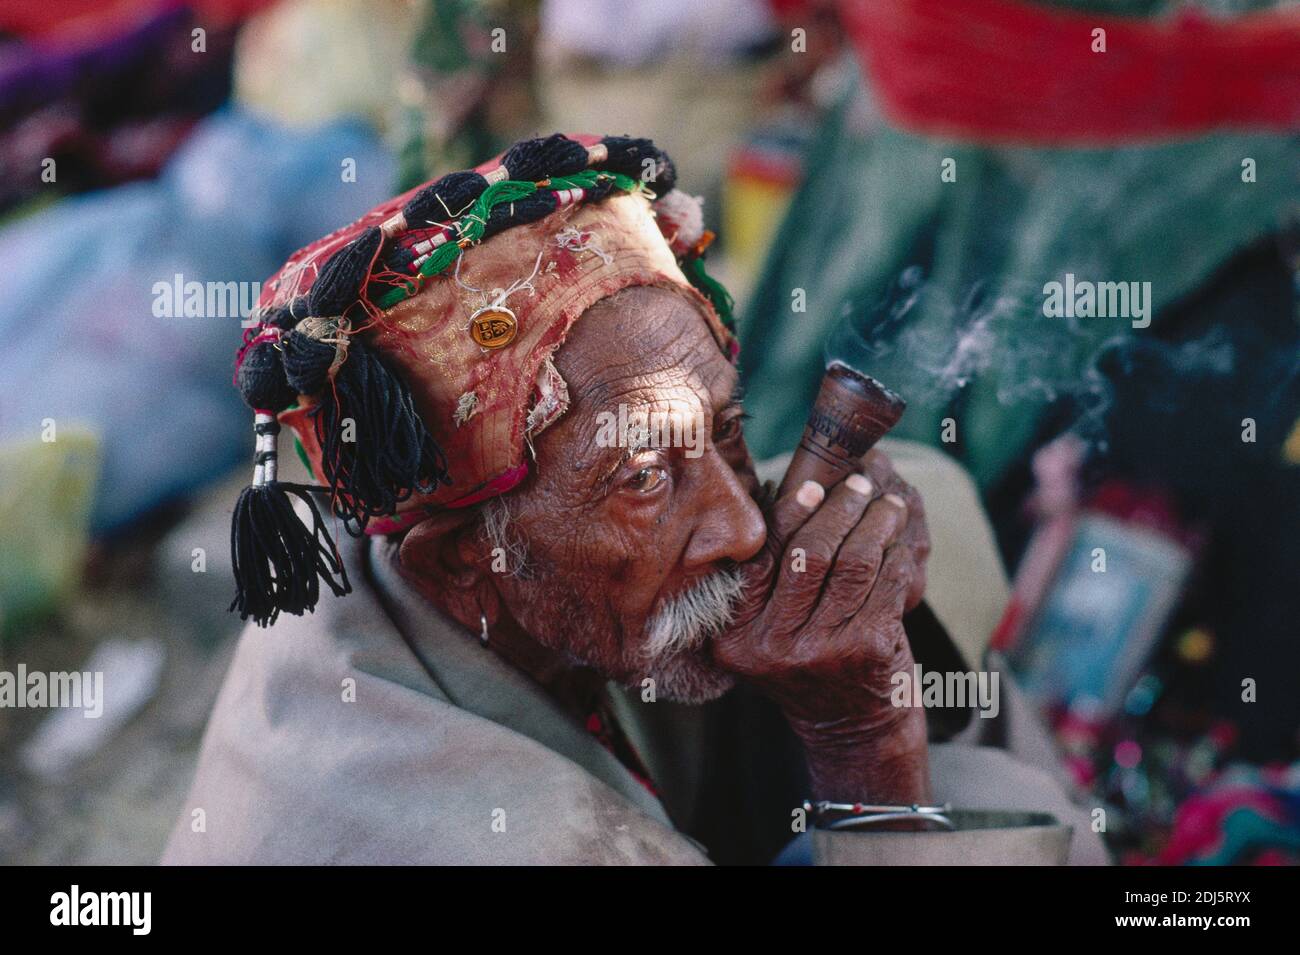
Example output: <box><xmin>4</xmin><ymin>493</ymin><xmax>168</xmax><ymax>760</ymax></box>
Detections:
<box><xmin>469</xmin><ymin>305</ymin><xmax>518</xmax><ymax>349</ymax></box>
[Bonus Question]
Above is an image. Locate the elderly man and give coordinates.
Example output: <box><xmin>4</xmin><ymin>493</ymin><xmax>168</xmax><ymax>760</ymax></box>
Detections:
<box><xmin>164</xmin><ymin>134</ymin><xmax>1105</xmax><ymax>865</ymax></box>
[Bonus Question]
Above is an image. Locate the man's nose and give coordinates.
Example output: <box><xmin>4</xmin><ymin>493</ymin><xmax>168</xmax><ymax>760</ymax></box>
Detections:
<box><xmin>682</xmin><ymin>453</ymin><xmax>767</xmax><ymax>568</ymax></box>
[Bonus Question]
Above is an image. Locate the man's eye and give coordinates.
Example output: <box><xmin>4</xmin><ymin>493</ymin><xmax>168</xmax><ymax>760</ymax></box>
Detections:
<box><xmin>716</xmin><ymin>415</ymin><xmax>745</xmax><ymax>442</ymax></box>
<box><xmin>626</xmin><ymin>465</ymin><xmax>667</xmax><ymax>493</ymax></box>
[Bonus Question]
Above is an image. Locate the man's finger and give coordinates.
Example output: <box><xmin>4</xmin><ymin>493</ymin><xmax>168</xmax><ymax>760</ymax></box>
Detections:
<box><xmin>815</xmin><ymin>489</ymin><xmax>908</xmax><ymax>620</ymax></box>
<box><xmin>861</xmin><ymin>449</ymin><xmax>899</xmax><ymax>496</ymax></box>
<box><xmin>859</xmin><ymin>450</ymin><xmax>929</xmax><ymax>571</ymax></box>
<box><xmin>765</xmin><ymin>478</ymin><xmax>827</xmax><ymax>548</ymax></box>
<box><xmin>861</xmin><ymin>530</ymin><xmax>917</xmax><ymax>625</ymax></box>
<box><xmin>771</xmin><ymin>472</ymin><xmax>877</xmax><ymax>610</ymax></box>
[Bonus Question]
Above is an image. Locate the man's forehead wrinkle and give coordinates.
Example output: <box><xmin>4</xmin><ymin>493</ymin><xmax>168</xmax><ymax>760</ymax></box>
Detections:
<box><xmin>584</xmin><ymin>368</ymin><xmax>707</xmax><ymax>413</ymax></box>
<box><xmin>570</xmin><ymin>319</ymin><xmax>709</xmax><ymax>382</ymax></box>
<box><xmin>545</xmin><ymin>284</ymin><xmax>732</xmax><ymax>481</ymax></box>
<box><xmin>569</xmin><ymin>343</ymin><xmax>716</xmax><ymax>415</ymax></box>
<box><xmin>557</xmin><ymin>345</ymin><xmax>734</xmax><ymax>477</ymax></box>
<box><xmin>560</xmin><ymin>286</ymin><xmax>717</xmax><ymax>389</ymax></box>
<box><xmin>563</xmin><ymin>383</ymin><xmax>705</xmax><ymax>473</ymax></box>
<box><xmin>710</xmin><ymin>363</ymin><xmax>741</xmax><ymax>412</ymax></box>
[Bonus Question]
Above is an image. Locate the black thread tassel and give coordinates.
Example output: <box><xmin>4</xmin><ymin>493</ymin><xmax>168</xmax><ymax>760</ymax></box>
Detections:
<box><xmin>308</xmin><ymin>226</ymin><xmax>383</xmax><ymax>318</ymax></box>
<box><xmin>236</xmin><ymin>338</ymin><xmax>297</xmax><ymax>411</ymax></box>
<box><xmin>403</xmin><ymin>171</ymin><xmax>488</xmax><ymax>227</ymax></box>
<box><xmin>281</xmin><ymin>331</ymin><xmax>452</xmax><ymax>530</ymax></box>
<box><xmin>229</xmin><ymin>412</ymin><xmax>351</xmax><ymax>627</ymax></box>
<box><xmin>312</xmin><ymin>340</ymin><xmax>451</xmax><ymax>531</ymax></box>
<box><xmin>501</xmin><ymin>134</ymin><xmax>589</xmax><ymax>181</ymax></box>
<box><xmin>598</xmin><ymin>136</ymin><xmax>676</xmax><ymax>196</ymax></box>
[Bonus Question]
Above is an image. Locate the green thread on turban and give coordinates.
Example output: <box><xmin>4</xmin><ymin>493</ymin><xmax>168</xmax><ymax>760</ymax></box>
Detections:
<box><xmin>374</xmin><ymin>170</ymin><xmax>641</xmax><ymax>311</ymax></box>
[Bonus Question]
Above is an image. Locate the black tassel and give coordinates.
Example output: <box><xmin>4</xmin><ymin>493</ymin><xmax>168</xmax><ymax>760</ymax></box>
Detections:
<box><xmin>259</xmin><ymin>304</ymin><xmax>298</xmax><ymax>331</ymax></box>
<box><xmin>403</xmin><ymin>171</ymin><xmax>488</xmax><ymax>227</ymax></box>
<box><xmin>281</xmin><ymin>328</ymin><xmax>335</xmax><ymax>397</ymax></box>
<box><xmin>598</xmin><ymin>136</ymin><xmax>676</xmax><ymax>197</ymax></box>
<box><xmin>308</xmin><ymin>226</ymin><xmax>383</xmax><ymax>317</ymax></box>
<box><xmin>502</xmin><ymin>134</ymin><xmax>589</xmax><ymax>182</ymax></box>
<box><xmin>282</xmin><ymin>330</ymin><xmax>450</xmax><ymax>531</ymax></box>
<box><xmin>237</xmin><ymin>339</ymin><xmax>296</xmax><ymax>412</ymax></box>
<box><xmin>229</xmin><ymin>481</ymin><xmax>351</xmax><ymax>627</ymax></box>
<box><xmin>314</xmin><ymin>340</ymin><xmax>451</xmax><ymax>530</ymax></box>
<box><xmin>228</xmin><ymin>413</ymin><xmax>351</xmax><ymax>627</ymax></box>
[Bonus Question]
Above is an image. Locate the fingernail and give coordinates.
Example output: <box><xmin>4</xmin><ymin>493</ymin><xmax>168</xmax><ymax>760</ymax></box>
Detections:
<box><xmin>846</xmin><ymin>473</ymin><xmax>873</xmax><ymax>496</ymax></box>
<box><xmin>796</xmin><ymin>480</ymin><xmax>825</xmax><ymax>508</ymax></box>
<box><xmin>883</xmin><ymin>492</ymin><xmax>907</xmax><ymax>511</ymax></box>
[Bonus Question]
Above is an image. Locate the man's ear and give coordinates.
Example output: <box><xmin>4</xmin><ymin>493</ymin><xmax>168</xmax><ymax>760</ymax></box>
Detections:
<box><xmin>397</xmin><ymin>508</ymin><xmax>486</xmax><ymax>595</ymax></box>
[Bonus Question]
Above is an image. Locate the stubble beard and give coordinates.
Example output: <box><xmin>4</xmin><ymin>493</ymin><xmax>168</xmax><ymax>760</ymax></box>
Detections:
<box><xmin>517</xmin><ymin>565</ymin><xmax>742</xmax><ymax>705</ymax></box>
<box><xmin>636</xmin><ymin>567</ymin><xmax>743</xmax><ymax>703</ymax></box>
<box><xmin>483</xmin><ymin>500</ymin><xmax>741</xmax><ymax>704</ymax></box>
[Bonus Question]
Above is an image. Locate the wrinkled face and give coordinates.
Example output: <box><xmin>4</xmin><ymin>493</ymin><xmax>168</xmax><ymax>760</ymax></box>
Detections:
<box><xmin>481</xmin><ymin>285</ymin><xmax>767</xmax><ymax>702</ymax></box>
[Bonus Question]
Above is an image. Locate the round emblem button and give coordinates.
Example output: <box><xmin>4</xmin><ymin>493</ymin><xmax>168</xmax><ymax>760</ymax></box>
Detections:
<box><xmin>469</xmin><ymin>305</ymin><xmax>518</xmax><ymax>349</ymax></box>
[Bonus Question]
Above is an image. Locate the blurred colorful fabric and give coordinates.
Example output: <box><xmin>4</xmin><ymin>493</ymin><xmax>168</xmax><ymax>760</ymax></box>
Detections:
<box><xmin>0</xmin><ymin>0</ymin><xmax>271</xmax><ymax>39</ymax></box>
<box><xmin>0</xmin><ymin>108</ymin><xmax>395</xmax><ymax>537</ymax></box>
<box><xmin>0</xmin><ymin>2</ymin><xmax>277</xmax><ymax>214</ymax></box>
<box><xmin>1157</xmin><ymin>763</ymin><xmax>1300</xmax><ymax>865</ymax></box>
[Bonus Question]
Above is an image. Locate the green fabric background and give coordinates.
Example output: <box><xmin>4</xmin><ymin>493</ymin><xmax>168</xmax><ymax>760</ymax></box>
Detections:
<box><xmin>738</xmin><ymin>58</ymin><xmax>1299</xmax><ymax>491</ymax></box>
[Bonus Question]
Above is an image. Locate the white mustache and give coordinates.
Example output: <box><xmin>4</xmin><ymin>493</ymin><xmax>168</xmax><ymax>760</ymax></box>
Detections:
<box><xmin>642</xmin><ymin>568</ymin><xmax>745</xmax><ymax>661</ymax></box>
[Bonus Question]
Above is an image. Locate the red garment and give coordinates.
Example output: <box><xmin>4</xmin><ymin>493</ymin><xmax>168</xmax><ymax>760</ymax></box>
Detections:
<box><xmin>2</xmin><ymin>0</ymin><xmax>273</xmax><ymax>41</ymax></box>
<box><xmin>840</xmin><ymin>0</ymin><xmax>1300</xmax><ymax>143</ymax></box>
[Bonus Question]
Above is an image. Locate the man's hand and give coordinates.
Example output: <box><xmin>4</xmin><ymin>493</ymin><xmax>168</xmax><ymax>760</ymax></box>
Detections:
<box><xmin>712</xmin><ymin>450</ymin><xmax>932</xmax><ymax>804</ymax></box>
